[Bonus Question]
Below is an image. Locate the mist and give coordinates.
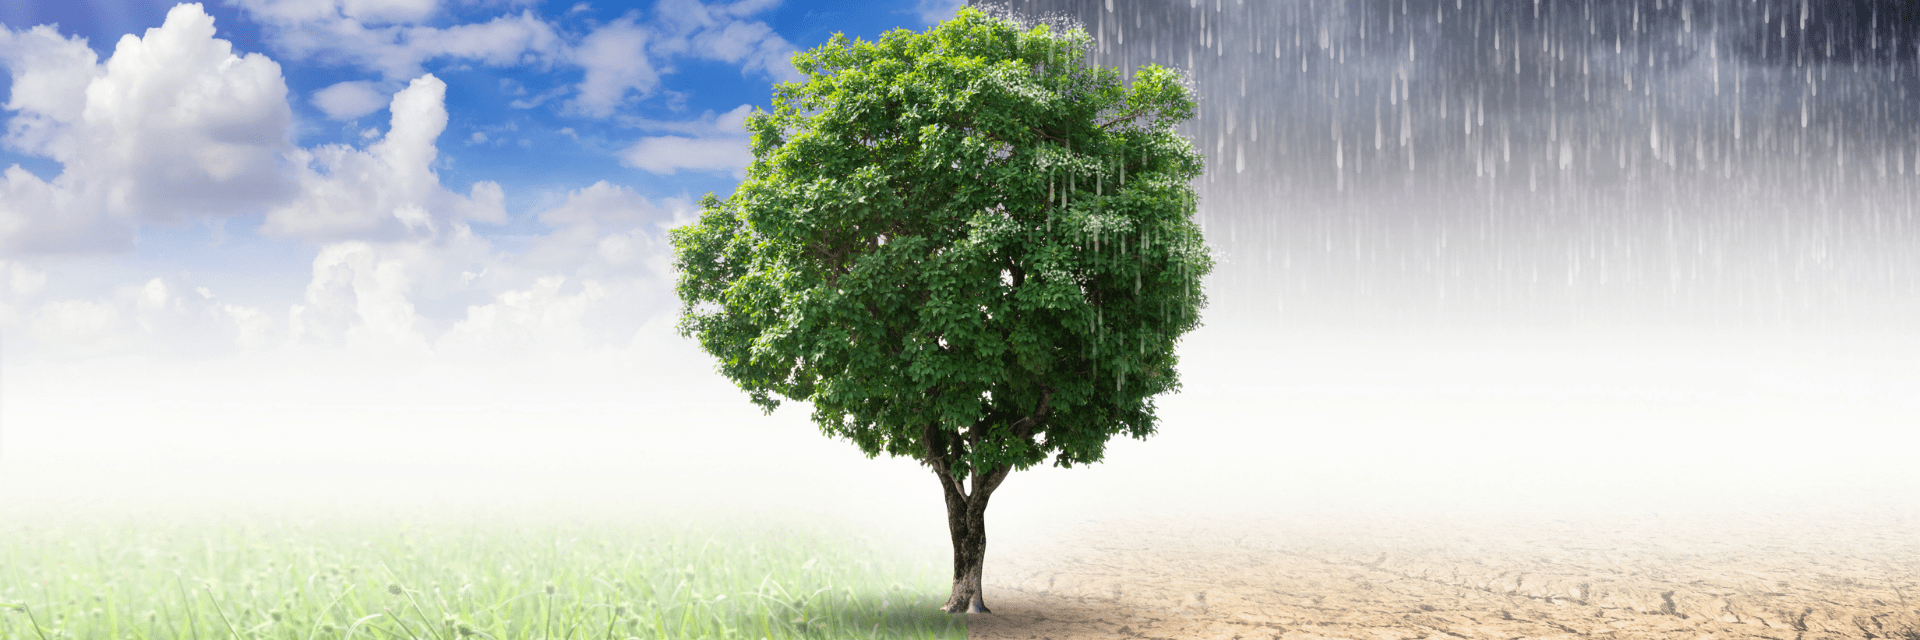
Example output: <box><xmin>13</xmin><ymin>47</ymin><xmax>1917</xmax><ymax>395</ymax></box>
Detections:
<box><xmin>958</xmin><ymin>0</ymin><xmax>1920</xmax><ymax>542</ymax></box>
<box><xmin>9</xmin><ymin>315</ymin><xmax>1917</xmax><ymax>557</ymax></box>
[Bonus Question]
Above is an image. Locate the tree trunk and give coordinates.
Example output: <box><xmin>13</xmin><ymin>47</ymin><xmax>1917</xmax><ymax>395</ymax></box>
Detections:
<box><xmin>930</xmin><ymin>458</ymin><xmax>1013</xmax><ymax>614</ymax></box>
<box><xmin>938</xmin><ymin>469</ymin><xmax>992</xmax><ymax>613</ymax></box>
<box><xmin>925</xmin><ymin>399</ymin><xmax>1044</xmax><ymax>615</ymax></box>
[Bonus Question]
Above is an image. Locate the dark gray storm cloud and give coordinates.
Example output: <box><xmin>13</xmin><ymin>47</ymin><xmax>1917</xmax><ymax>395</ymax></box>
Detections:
<box><xmin>980</xmin><ymin>0</ymin><xmax>1920</xmax><ymax>330</ymax></box>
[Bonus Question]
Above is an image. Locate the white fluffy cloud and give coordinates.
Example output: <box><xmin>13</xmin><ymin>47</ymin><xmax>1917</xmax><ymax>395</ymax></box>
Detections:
<box><xmin>235</xmin><ymin>0</ymin><xmax>794</xmax><ymax>119</ymax></box>
<box><xmin>264</xmin><ymin>74</ymin><xmax>507</xmax><ymax>242</ymax></box>
<box><xmin>0</xmin><ymin>2</ymin><xmax>721</xmax><ymax>365</ymax></box>
<box><xmin>268</xmin><ymin>178</ymin><xmax>690</xmax><ymax>362</ymax></box>
<box><xmin>569</xmin><ymin>16</ymin><xmax>657</xmax><ymax>117</ymax></box>
<box><xmin>621</xmin><ymin>135</ymin><xmax>752</xmax><ymax>176</ymax></box>
<box><xmin>290</xmin><ymin>240</ymin><xmax>441</xmax><ymax>353</ymax></box>
<box><xmin>237</xmin><ymin>0</ymin><xmax>562</xmax><ymax>81</ymax></box>
<box><xmin>7</xmin><ymin>184</ymin><xmax>653</xmax><ymax>364</ymax></box>
<box><xmin>341</xmin><ymin>0</ymin><xmax>439</xmax><ymax>23</ymax></box>
<box><xmin>521</xmin><ymin>180</ymin><xmax>692</xmax><ymax>271</ymax></box>
<box><xmin>434</xmin><ymin>275</ymin><xmax>607</xmax><ymax>359</ymax></box>
<box><xmin>619</xmin><ymin>103</ymin><xmax>753</xmax><ymax>177</ymax></box>
<box><xmin>564</xmin><ymin>2</ymin><xmax>800</xmax><ymax>117</ymax></box>
<box><xmin>244</xmin><ymin>0</ymin><xmax>440</xmax><ymax>24</ymax></box>
<box><xmin>7</xmin><ymin>273</ymin><xmax>274</xmax><ymax>358</ymax></box>
<box><xmin>0</xmin><ymin>259</ymin><xmax>49</xmax><ymax>328</ymax></box>
<box><xmin>433</xmin><ymin>184</ymin><xmax>692</xmax><ymax>360</ymax></box>
<box><xmin>649</xmin><ymin>0</ymin><xmax>802</xmax><ymax>82</ymax></box>
<box><xmin>280</xmin><ymin>182</ymin><xmax>688</xmax><ymax>361</ymax></box>
<box><xmin>0</xmin><ymin>26</ymin><xmax>99</xmax><ymax>150</ymax></box>
<box><xmin>311</xmin><ymin>80</ymin><xmax>390</xmax><ymax>119</ymax></box>
<box><xmin>0</xmin><ymin>3</ymin><xmax>296</xmax><ymax>254</ymax></box>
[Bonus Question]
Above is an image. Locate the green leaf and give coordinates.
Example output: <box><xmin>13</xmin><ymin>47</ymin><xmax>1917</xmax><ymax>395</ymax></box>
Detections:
<box><xmin>671</xmin><ymin>6</ymin><xmax>1211</xmax><ymax>477</ymax></box>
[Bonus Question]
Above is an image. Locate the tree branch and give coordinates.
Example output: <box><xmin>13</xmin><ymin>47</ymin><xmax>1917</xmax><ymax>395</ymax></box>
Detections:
<box><xmin>923</xmin><ymin>421</ymin><xmax>968</xmax><ymax>501</ymax></box>
<box><xmin>1008</xmin><ymin>387</ymin><xmax>1052</xmax><ymax>441</ymax></box>
<box><xmin>971</xmin><ymin>463</ymin><xmax>1012</xmax><ymax>502</ymax></box>
<box><xmin>1098</xmin><ymin>107</ymin><xmax>1152</xmax><ymax>129</ymax></box>
<box><xmin>814</xmin><ymin>242</ymin><xmax>853</xmax><ymax>287</ymax></box>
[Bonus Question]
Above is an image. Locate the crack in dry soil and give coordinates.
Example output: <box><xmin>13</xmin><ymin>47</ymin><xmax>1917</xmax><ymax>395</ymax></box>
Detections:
<box><xmin>968</xmin><ymin>512</ymin><xmax>1920</xmax><ymax>640</ymax></box>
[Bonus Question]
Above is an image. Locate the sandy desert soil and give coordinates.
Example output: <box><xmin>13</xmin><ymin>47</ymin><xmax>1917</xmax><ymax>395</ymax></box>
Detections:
<box><xmin>969</xmin><ymin>510</ymin><xmax>1920</xmax><ymax>640</ymax></box>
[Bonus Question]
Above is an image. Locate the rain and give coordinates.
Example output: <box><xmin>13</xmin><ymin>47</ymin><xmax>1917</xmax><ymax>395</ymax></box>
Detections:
<box><xmin>970</xmin><ymin>0</ymin><xmax>1920</xmax><ymax>529</ymax></box>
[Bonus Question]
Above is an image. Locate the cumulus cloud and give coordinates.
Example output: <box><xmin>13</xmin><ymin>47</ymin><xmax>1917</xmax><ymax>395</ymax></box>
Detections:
<box><xmin>435</xmin><ymin>275</ymin><xmax>607</xmax><ymax>359</ymax></box>
<box><xmin>565</xmin><ymin>2</ymin><xmax>798</xmax><ymax>117</ymax></box>
<box><xmin>0</xmin><ymin>260</ymin><xmax>49</xmax><ymax>329</ymax></box>
<box><xmin>521</xmin><ymin>180</ymin><xmax>691</xmax><ymax>272</ymax></box>
<box><xmin>235</xmin><ymin>0</ymin><xmax>794</xmax><ymax>119</ymax></box>
<box><xmin>311</xmin><ymin>80</ymin><xmax>390</xmax><ymax>119</ymax></box>
<box><xmin>0</xmin><ymin>165</ymin><xmax>126</xmax><ymax>254</ymax></box>
<box><xmin>0</xmin><ymin>30</ymin><xmax>678</xmax><ymax>367</ymax></box>
<box><xmin>0</xmin><ymin>2</ymin><xmax>737</xmax><ymax>364</ymax></box>
<box><xmin>2</xmin><ymin>184</ymin><xmax>684</xmax><ymax>367</ymax></box>
<box><xmin>40</xmin><ymin>4</ymin><xmax>295</xmax><ymax>219</ymax></box>
<box><xmin>236</xmin><ymin>0</ymin><xmax>562</xmax><ymax>81</ymax></box>
<box><xmin>241</xmin><ymin>0</ymin><xmax>438</xmax><ymax>24</ymax></box>
<box><xmin>569</xmin><ymin>16</ymin><xmax>657</xmax><ymax>117</ymax></box>
<box><xmin>289</xmin><ymin>240</ymin><xmax>436</xmax><ymax>353</ymax></box>
<box><xmin>340</xmin><ymin>0</ymin><xmax>439</xmax><ymax>23</ymax></box>
<box><xmin>266</xmin><ymin>143</ymin><xmax>689</xmax><ymax>361</ymax></box>
<box><xmin>717</xmin><ymin>0</ymin><xmax>782</xmax><ymax>17</ymax></box>
<box><xmin>7</xmin><ymin>273</ymin><xmax>274</xmax><ymax>359</ymax></box>
<box><xmin>618</xmin><ymin>104</ymin><xmax>753</xmax><ymax>177</ymax></box>
<box><xmin>399</xmin><ymin>12</ymin><xmax>560</xmax><ymax>66</ymax></box>
<box><xmin>0</xmin><ymin>25</ymin><xmax>100</xmax><ymax>151</ymax></box>
<box><xmin>434</xmin><ymin>183</ymin><xmax>691</xmax><ymax>360</ymax></box>
<box><xmin>620</xmin><ymin>135</ymin><xmax>752</xmax><ymax>176</ymax></box>
<box><xmin>647</xmin><ymin>0</ymin><xmax>802</xmax><ymax>81</ymax></box>
<box><xmin>281</xmin><ymin>185</ymin><xmax>687</xmax><ymax>361</ymax></box>
<box><xmin>264</xmin><ymin>74</ymin><xmax>506</xmax><ymax>242</ymax></box>
<box><xmin>0</xmin><ymin>3</ymin><xmax>296</xmax><ymax>254</ymax></box>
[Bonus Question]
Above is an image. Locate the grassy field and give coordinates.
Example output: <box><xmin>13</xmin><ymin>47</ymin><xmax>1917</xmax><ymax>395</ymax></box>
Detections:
<box><xmin>0</xmin><ymin>502</ymin><xmax>965</xmax><ymax>640</ymax></box>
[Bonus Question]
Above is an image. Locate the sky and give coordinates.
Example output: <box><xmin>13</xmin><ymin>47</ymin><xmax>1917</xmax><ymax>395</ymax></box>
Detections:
<box><xmin>1</xmin><ymin>0</ymin><xmax>1917</xmax><ymax>550</ymax></box>
<box><xmin>0</xmin><ymin>0</ymin><xmax>985</xmax><ymax>539</ymax></box>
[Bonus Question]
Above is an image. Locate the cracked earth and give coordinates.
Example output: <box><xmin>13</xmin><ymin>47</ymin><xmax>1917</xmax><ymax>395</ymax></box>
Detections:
<box><xmin>968</xmin><ymin>511</ymin><xmax>1920</xmax><ymax>640</ymax></box>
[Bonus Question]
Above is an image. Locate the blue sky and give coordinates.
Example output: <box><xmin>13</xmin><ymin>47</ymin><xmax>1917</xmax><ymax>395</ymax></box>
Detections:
<box><xmin>0</xmin><ymin>0</ymin><xmax>964</xmax><ymax>362</ymax></box>
<box><xmin>0</xmin><ymin>0</ymin><xmax>987</xmax><ymax>519</ymax></box>
<box><xmin>0</xmin><ymin>0</ymin><xmax>947</xmax><ymax>197</ymax></box>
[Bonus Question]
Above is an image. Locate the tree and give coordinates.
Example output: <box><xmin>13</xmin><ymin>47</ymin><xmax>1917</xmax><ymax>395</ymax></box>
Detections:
<box><xmin>669</xmin><ymin>7</ymin><xmax>1210</xmax><ymax>615</ymax></box>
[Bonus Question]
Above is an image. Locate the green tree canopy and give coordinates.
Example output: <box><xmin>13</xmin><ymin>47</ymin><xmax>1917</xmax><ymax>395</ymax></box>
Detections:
<box><xmin>670</xmin><ymin>6</ymin><xmax>1211</xmax><ymax>613</ymax></box>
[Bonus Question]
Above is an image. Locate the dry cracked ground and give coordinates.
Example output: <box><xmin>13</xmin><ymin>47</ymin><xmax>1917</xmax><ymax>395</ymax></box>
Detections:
<box><xmin>968</xmin><ymin>510</ymin><xmax>1920</xmax><ymax>640</ymax></box>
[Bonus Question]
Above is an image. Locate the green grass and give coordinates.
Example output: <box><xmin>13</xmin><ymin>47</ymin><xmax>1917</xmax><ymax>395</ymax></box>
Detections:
<box><xmin>0</xmin><ymin>504</ymin><xmax>965</xmax><ymax>640</ymax></box>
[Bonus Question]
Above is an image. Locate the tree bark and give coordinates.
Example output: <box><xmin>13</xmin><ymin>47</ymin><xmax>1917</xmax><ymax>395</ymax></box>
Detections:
<box><xmin>936</xmin><ymin>461</ymin><xmax>1010</xmax><ymax>614</ymax></box>
<box><xmin>925</xmin><ymin>421</ymin><xmax>1000</xmax><ymax>614</ymax></box>
<box><xmin>926</xmin><ymin>391</ymin><xmax>1048</xmax><ymax>615</ymax></box>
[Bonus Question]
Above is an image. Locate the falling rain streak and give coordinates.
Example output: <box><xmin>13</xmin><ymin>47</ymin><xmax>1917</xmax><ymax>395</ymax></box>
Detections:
<box><xmin>981</xmin><ymin>0</ymin><xmax>1920</xmax><ymax>330</ymax></box>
